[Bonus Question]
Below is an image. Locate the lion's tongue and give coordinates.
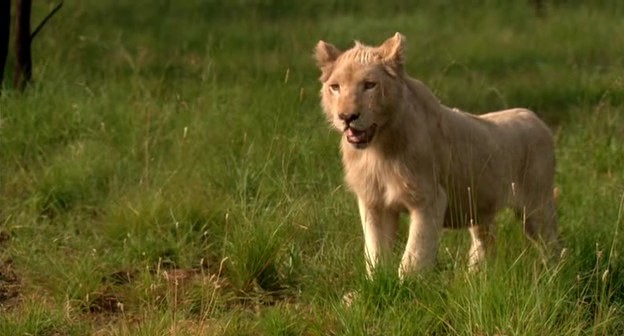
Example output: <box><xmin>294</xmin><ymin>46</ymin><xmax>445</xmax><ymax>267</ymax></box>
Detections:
<box><xmin>346</xmin><ymin>128</ymin><xmax>367</xmax><ymax>143</ymax></box>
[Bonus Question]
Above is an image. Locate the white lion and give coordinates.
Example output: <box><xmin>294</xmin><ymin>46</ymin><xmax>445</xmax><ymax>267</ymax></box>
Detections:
<box><xmin>315</xmin><ymin>33</ymin><xmax>560</xmax><ymax>277</ymax></box>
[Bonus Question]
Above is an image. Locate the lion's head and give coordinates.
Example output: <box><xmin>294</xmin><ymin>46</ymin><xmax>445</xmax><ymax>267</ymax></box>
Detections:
<box><xmin>314</xmin><ymin>33</ymin><xmax>406</xmax><ymax>149</ymax></box>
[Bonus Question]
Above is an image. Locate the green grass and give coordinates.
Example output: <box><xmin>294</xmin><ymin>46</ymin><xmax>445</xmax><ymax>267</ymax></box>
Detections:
<box><xmin>1</xmin><ymin>0</ymin><xmax>623</xmax><ymax>334</ymax></box>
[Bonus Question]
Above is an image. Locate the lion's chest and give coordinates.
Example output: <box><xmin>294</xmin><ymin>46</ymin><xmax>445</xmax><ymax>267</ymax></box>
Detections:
<box><xmin>343</xmin><ymin>152</ymin><xmax>415</xmax><ymax>209</ymax></box>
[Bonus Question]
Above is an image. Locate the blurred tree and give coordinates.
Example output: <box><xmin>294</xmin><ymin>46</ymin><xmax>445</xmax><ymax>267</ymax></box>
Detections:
<box><xmin>529</xmin><ymin>0</ymin><xmax>546</xmax><ymax>17</ymax></box>
<box><xmin>12</xmin><ymin>0</ymin><xmax>63</xmax><ymax>91</ymax></box>
<box><xmin>0</xmin><ymin>0</ymin><xmax>9</xmax><ymax>91</ymax></box>
<box><xmin>13</xmin><ymin>0</ymin><xmax>31</xmax><ymax>91</ymax></box>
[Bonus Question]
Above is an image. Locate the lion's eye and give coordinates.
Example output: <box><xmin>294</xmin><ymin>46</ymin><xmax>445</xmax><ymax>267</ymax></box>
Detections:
<box><xmin>363</xmin><ymin>81</ymin><xmax>377</xmax><ymax>90</ymax></box>
<box><xmin>329</xmin><ymin>84</ymin><xmax>340</xmax><ymax>93</ymax></box>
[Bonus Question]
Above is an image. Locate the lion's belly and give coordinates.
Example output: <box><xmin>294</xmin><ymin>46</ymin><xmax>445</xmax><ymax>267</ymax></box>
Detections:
<box><xmin>442</xmin><ymin>205</ymin><xmax>471</xmax><ymax>229</ymax></box>
<box><xmin>442</xmin><ymin>199</ymin><xmax>497</xmax><ymax>229</ymax></box>
<box><xmin>440</xmin><ymin>176</ymin><xmax>511</xmax><ymax>229</ymax></box>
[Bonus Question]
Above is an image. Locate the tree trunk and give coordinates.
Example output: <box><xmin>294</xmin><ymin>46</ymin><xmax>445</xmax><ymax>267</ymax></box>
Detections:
<box><xmin>0</xmin><ymin>0</ymin><xmax>10</xmax><ymax>90</ymax></box>
<box><xmin>14</xmin><ymin>0</ymin><xmax>32</xmax><ymax>91</ymax></box>
<box><xmin>529</xmin><ymin>0</ymin><xmax>546</xmax><ymax>18</ymax></box>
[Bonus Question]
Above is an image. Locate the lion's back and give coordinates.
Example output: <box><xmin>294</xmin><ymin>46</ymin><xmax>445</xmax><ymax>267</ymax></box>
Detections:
<box><xmin>481</xmin><ymin>108</ymin><xmax>553</xmax><ymax>142</ymax></box>
<box><xmin>440</xmin><ymin>107</ymin><xmax>556</xmax><ymax>227</ymax></box>
<box><xmin>481</xmin><ymin>107</ymin><xmax>556</xmax><ymax>199</ymax></box>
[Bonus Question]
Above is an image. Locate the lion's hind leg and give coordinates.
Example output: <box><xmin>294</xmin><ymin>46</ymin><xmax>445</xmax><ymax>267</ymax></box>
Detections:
<box><xmin>516</xmin><ymin>197</ymin><xmax>561</xmax><ymax>258</ymax></box>
<box><xmin>468</xmin><ymin>217</ymin><xmax>496</xmax><ymax>272</ymax></box>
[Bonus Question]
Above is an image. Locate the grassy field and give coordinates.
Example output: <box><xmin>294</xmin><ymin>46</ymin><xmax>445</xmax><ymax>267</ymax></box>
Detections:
<box><xmin>1</xmin><ymin>0</ymin><xmax>623</xmax><ymax>334</ymax></box>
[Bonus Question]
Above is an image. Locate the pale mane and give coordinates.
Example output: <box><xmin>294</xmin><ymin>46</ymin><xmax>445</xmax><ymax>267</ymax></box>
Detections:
<box><xmin>340</xmin><ymin>41</ymin><xmax>380</xmax><ymax>65</ymax></box>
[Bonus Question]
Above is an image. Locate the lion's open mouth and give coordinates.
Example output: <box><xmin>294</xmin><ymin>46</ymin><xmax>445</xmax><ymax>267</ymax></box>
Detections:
<box><xmin>345</xmin><ymin>124</ymin><xmax>377</xmax><ymax>148</ymax></box>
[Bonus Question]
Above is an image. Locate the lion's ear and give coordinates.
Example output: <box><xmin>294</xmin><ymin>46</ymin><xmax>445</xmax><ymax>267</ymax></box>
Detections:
<box><xmin>378</xmin><ymin>32</ymin><xmax>405</xmax><ymax>70</ymax></box>
<box><xmin>314</xmin><ymin>41</ymin><xmax>342</xmax><ymax>68</ymax></box>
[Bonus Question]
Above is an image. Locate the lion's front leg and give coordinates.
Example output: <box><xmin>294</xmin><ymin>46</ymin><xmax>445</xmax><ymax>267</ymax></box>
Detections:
<box><xmin>399</xmin><ymin>190</ymin><xmax>447</xmax><ymax>278</ymax></box>
<box><xmin>357</xmin><ymin>198</ymin><xmax>399</xmax><ymax>277</ymax></box>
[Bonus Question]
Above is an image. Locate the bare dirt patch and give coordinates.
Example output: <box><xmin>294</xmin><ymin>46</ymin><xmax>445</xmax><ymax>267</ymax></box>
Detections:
<box><xmin>0</xmin><ymin>230</ymin><xmax>20</xmax><ymax>311</ymax></box>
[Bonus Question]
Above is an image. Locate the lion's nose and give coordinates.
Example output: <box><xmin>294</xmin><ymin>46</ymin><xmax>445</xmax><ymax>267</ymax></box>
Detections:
<box><xmin>338</xmin><ymin>112</ymin><xmax>360</xmax><ymax>124</ymax></box>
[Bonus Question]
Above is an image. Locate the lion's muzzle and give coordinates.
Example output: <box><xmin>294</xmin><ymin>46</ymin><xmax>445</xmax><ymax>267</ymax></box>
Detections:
<box><xmin>345</xmin><ymin>124</ymin><xmax>377</xmax><ymax>148</ymax></box>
